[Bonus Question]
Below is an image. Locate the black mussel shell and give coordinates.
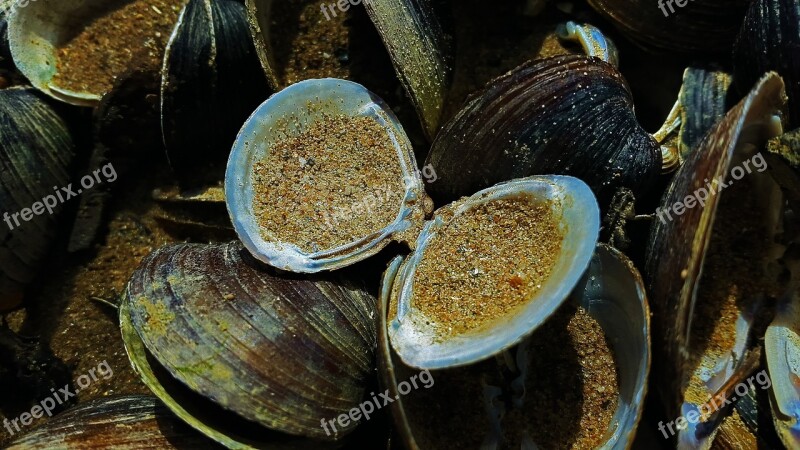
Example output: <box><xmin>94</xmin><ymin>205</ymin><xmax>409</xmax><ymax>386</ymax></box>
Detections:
<box><xmin>588</xmin><ymin>0</ymin><xmax>750</xmax><ymax>54</ymax></box>
<box><xmin>161</xmin><ymin>0</ymin><xmax>270</xmax><ymax>187</ymax></box>
<box><xmin>425</xmin><ymin>54</ymin><xmax>661</xmax><ymax>206</ymax></box>
<box><xmin>734</xmin><ymin>0</ymin><xmax>800</xmax><ymax>128</ymax></box>
<box><xmin>0</xmin><ymin>88</ymin><xmax>74</xmax><ymax>311</ymax></box>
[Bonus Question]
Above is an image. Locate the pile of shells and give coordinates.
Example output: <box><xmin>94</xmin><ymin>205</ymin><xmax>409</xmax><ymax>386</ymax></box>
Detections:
<box><xmin>1</xmin><ymin>0</ymin><xmax>800</xmax><ymax>449</ymax></box>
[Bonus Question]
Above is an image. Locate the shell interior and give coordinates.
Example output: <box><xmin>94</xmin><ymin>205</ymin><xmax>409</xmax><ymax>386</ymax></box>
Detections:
<box><xmin>7</xmin><ymin>0</ymin><xmax>119</xmax><ymax>105</ymax></box>
<box><xmin>378</xmin><ymin>244</ymin><xmax>650</xmax><ymax>449</ymax></box>
<box><xmin>388</xmin><ymin>175</ymin><xmax>600</xmax><ymax>369</ymax></box>
<box><xmin>225</xmin><ymin>78</ymin><xmax>427</xmax><ymax>273</ymax></box>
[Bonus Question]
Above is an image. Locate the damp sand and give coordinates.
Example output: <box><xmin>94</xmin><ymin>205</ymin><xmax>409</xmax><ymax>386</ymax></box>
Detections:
<box><xmin>253</xmin><ymin>114</ymin><xmax>404</xmax><ymax>253</ymax></box>
<box><xmin>685</xmin><ymin>175</ymin><xmax>784</xmax><ymax>406</ymax></box>
<box><xmin>53</xmin><ymin>0</ymin><xmax>185</xmax><ymax>94</ymax></box>
<box><xmin>401</xmin><ymin>305</ymin><xmax>619</xmax><ymax>450</ymax></box>
<box><xmin>412</xmin><ymin>196</ymin><xmax>563</xmax><ymax>336</ymax></box>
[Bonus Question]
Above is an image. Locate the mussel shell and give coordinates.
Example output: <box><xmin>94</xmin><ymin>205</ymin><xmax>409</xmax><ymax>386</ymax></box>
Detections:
<box><xmin>121</xmin><ymin>241</ymin><xmax>377</xmax><ymax>444</ymax></box>
<box><xmin>425</xmin><ymin>54</ymin><xmax>661</xmax><ymax>206</ymax></box>
<box><xmin>765</xmin><ymin>292</ymin><xmax>800</xmax><ymax>449</ymax></box>
<box><xmin>645</xmin><ymin>72</ymin><xmax>786</xmax><ymax>421</ymax></box>
<box><xmin>364</xmin><ymin>0</ymin><xmax>453</xmax><ymax>139</ymax></box>
<box><xmin>387</xmin><ymin>175</ymin><xmax>600</xmax><ymax>370</ymax></box>
<box><xmin>586</xmin><ymin>0</ymin><xmax>750</xmax><ymax>54</ymax></box>
<box><xmin>378</xmin><ymin>243</ymin><xmax>650</xmax><ymax>449</ymax></box>
<box><xmin>161</xmin><ymin>0</ymin><xmax>270</xmax><ymax>185</ymax></box>
<box><xmin>4</xmin><ymin>395</ymin><xmax>216</xmax><ymax>449</ymax></box>
<box><xmin>0</xmin><ymin>88</ymin><xmax>74</xmax><ymax>311</ymax></box>
<box><xmin>225</xmin><ymin>78</ymin><xmax>429</xmax><ymax>273</ymax></box>
<box><xmin>734</xmin><ymin>0</ymin><xmax>800</xmax><ymax>129</ymax></box>
<box><xmin>678</xmin><ymin>67</ymin><xmax>734</xmax><ymax>159</ymax></box>
<box><xmin>7</xmin><ymin>0</ymin><xmax>164</xmax><ymax>106</ymax></box>
<box><xmin>244</xmin><ymin>0</ymin><xmax>279</xmax><ymax>90</ymax></box>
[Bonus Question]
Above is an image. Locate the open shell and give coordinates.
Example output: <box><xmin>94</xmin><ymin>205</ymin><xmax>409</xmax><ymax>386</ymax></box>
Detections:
<box><xmin>645</xmin><ymin>72</ymin><xmax>787</xmax><ymax>447</ymax></box>
<box><xmin>120</xmin><ymin>241</ymin><xmax>377</xmax><ymax>447</ymax></box>
<box><xmin>225</xmin><ymin>78</ymin><xmax>429</xmax><ymax>273</ymax></box>
<box><xmin>387</xmin><ymin>175</ymin><xmax>599</xmax><ymax>369</ymax></box>
<box><xmin>7</xmin><ymin>0</ymin><xmax>180</xmax><ymax>106</ymax></box>
<box><xmin>378</xmin><ymin>243</ymin><xmax>650</xmax><ymax>449</ymax></box>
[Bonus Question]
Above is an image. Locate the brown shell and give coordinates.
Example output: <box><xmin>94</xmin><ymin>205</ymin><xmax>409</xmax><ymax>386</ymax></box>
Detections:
<box><xmin>5</xmin><ymin>395</ymin><xmax>215</xmax><ymax>449</ymax></box>
<box><xmin>644</xmin><ymin>72</ymin><xmax>786</xmax><ymax>418</ymax></box>
<box><xmin>122</xmin><ymin>241</ymin><xmax>377</xmax><ymax>443</ymax></box>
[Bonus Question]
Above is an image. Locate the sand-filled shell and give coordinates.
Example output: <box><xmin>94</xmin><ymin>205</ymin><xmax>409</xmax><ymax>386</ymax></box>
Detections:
<box><xmin>0</xmin><ymin>88</ymin><xmax>74</xmax><ymax>312</ymax></box>
<box><xmin>645</xmin><ymin>72</ymin><xmax>787</xmax><ymax>447</ymax></box>
<box><xmin>7</xmin><ymin>0</ymin><xmax>182</xmax><ymax>106</ymax></box>
<box><xmin>225</xmin><ymin>78</ymin><xmax>430</xmax><ymax>273</ymax></box>
<box><xmin>161</xmin><ymin>0</ymin><xmax>270</xmax><ymax>185</ymax></box>
<box><xmin>387</xmin><ymin>176</ymin><xmax>599</xmax><ymax>369</ymax></box>
<box><xmin>586</xmin><ymin>0</ymin><xmax>750</xmax><ymax>54</ymax></box>
<box><xmin>363</xmin><ymin>0</ymin><xmax>452</xmax><ymax>139</ymax></box>
<box><xmin>425</xmin><ymin>55</ymin><xmax>661</xmax><ymax>206</ymax></box>
<box><xmin>120</xmin><ymin>241</ymin><xmax>377</xmax><ymax>446</ymax></box>
<box><xmin>734</xmin><ymin>0</ymin><xmax>800</xmax><ymax>129</ymax></box>
<box><xmin>378</xmin><ymin>243</ymin><xmax>650</xmax><ymax>449</ymax></box>
<box><xmin>5</xmin><ymin>395</ymin><xmax>215</xmax><ymax>449</ymax></box>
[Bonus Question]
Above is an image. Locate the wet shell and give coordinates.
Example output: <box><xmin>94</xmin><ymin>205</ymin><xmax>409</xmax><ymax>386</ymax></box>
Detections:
<box><xmin>378</xmin><ymin>244</ymin><xmax>650</xmax><ymax>449</ymax></box>
<box><xmin>5</xmin><ymin>395</ymin><xmax>215</xmax><ymax>449</ymax></box>
<box><xmin>387</xmin><ymin>176</ymin><xmax>599</xmax><ymax>369</ymax></box>
<box><xmin>678</xmin><ymin>67</ymin><xmax>733</xmax><ymax>159</ymax></box>
<box><xmin>587</xmin><ymin>0</ymin><xmax>750</xmax><ymax>54</ymax></box>
<box><xmin>161</xmin><ymin>0</ymin><xmax>270</xmax><ymax>185</ymax></box>
<box><xmin>121</xmin><ymin>241</ymin><xmax>377</xmax><ymax>446</ymax></box>
<box><xmin>645</xmin><ymin>73</ymin><xmax>786</xmax><ymax>446</ymax></box>
<box><xmin>0</xmin><ymin>88</ymin><xmax>74</xmax><ymax>311</ymax></box>
<box><xmin>364</xmin><ymin>0</ymin><xmax>453</xmax><ymax>139</ymax></box>
<box><xmin>225</xmin><ymin>78</ymin><xmax>430</xmax><ymax>273</ymax></box>
<box><xmin>425</xmin><ymin>54</ymin><xmax>661</xmax><ymax>206</ymax></box>
<box><xmin>734</xmin><ymin>0</ymin><xmax>800</xmax><ymax>129</ymax></box>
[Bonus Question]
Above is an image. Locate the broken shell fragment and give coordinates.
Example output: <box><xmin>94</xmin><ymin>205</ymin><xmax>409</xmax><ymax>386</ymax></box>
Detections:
<box><xmin>387</xmin><ymin>175</ymin><xmax>599</xmax><ymax>369</ymax></box>
<box><xmin>120</xmin><ymin>241</ymin><xmax>377</xmax><ymax>446</ymax></box>
<box><xmin>225</xmin><ymin>78</ymin><xmax>430</xmax><ymax>273</ymax></box>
